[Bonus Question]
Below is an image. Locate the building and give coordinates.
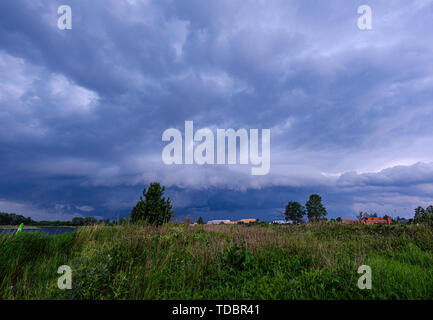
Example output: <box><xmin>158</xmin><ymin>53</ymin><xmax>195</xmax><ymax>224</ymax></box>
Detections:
<box><xmin>207</xmin><ymin>220</ymin><xmax>232</xmax><ymax>225</ymax></box>
<box><xmin>238</xmin><ymin>219</ymin><xmax>258</xmax><ymax>224</ymax></box>
<box><xmin>396</xmin><ymin>218</ymin><xmax>410</xmax><ymax>224</ymax></box>
<box><xmin>363</xmin><ymin>217</ymin><xmax>392</xmax><ymax>225</ymax></box>
<box><xmin>206</xmin><ymin>218</ymin><xmax>258</xmax><ymax>225</ymax></box>
<box><xmin>342</xmin><ymin>217</ymin><xmax>392</xmax><ymax>225</ymax></box>
<box><xmin>272</xmin><ymin>220</ymin><xmax>291</xmax><ymax>224</ymax></box>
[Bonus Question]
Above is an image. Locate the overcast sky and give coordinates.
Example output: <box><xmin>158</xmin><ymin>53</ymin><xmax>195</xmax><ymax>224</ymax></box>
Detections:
<box><xmin>1</xmin><ymin>0</ymin><xmax>433</xmax><ymax>221</ymax></box>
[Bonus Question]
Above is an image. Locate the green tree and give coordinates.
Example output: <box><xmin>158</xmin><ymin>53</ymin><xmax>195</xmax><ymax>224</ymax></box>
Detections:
<box><xmin>84</xmin><ymin>216</ymin><xmax>97</xmax><ymax>225</ymax></box>
<box><xmin>197</xmin><ymin>216</ymin><xmax>204</xmax><ymax>224</ymax></box>
<box><xmin>414</xmin><ymin>206</ymin><xmax>425</xmax><ymax>224</ymax></box>
<box><xmin>0</xmin><ymin>212</ymin><xmax>35</xmax><ymax>226</ymax></box>
<box><xmin>305</xmin><ymin>194</ymin><xmax>327</xmax><ymax>222</ymax></box>
<box><xmin>72</xmin><ymin>217</ymin><xmax>84</xmax><ymax>226</ymax></box>
<box><xmin>414</xmin><ymin>205</ymin><xmax>433</xmax><ymax>226</ymax></box>
<box><xmin>131</xmin><ymin>182</ymin><xmax>174</xmax><ymax>225</ymax></box>
<box><xmin>284</xmin><ymin>201</ymin><xmax>305</xmax><ymax>224</ymax></box>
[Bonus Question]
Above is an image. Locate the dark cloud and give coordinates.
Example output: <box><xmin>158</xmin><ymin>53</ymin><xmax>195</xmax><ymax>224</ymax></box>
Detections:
<box><xmin>1</xmin><ymin>0</ymin><xmax>433</xmax><ymax>220</ymax></box>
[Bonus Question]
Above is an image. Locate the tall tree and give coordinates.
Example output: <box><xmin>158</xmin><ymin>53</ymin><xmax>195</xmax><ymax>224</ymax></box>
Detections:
<box><xmin>83</xmin><ymin>216</ymin><xmax>97</xmax><ymax>225</ymax></box>
<box><xmin>72</xmin><ymin>217</ymin><xmax>85</xmax><ymax>226</ymax></box>
<box><xmin>414</xmin><ymin>205</ymin><xmax>433</xmax><ymax>226</ymax></box>
<box><xmin>414</xmin><ymin>206</ymin><xmax>425</xmax><ymax>224</ymax></box>
<box><xmin>131</xmin><ymin>182</ymin><xmax>174</xmax><ymax>225</ymax></box>
<box><xmin>305</xmin><ymin>194</ymin><xmax>327</xmax><ymax>222</ymax></box>
<box><xmin>284</xmin><ymin>201</ymin><xmax>305</xmax><ymax>224</ymax></box>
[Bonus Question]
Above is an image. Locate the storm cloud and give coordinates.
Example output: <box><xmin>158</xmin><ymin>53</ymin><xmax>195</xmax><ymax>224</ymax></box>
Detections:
<box><xmin>1</xmin><ymin>0</ymin><xmax>433</xmax><ymax>221</ymax></box>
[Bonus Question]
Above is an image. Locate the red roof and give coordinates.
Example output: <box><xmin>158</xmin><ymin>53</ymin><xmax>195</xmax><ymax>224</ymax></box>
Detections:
<box><xmin>364</xmin><ymin>217</ymin><xmax>392</xmax><ymax>224</ymax></box>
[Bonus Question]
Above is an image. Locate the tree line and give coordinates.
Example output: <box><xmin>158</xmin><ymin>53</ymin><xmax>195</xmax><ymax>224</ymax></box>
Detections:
<box><xmin>284</xmin><ymin>194</ymin><xmax>328</xmax><ymax>223</ymax></box>
<box><xmin>0</xmin><ymin>212</ymin><xmax>34</xmax><ymax>226</ymax></box>
<box><xmin>0</xmin><ymin>212</ymin><xmax>110</xmax><ymax>226</ymax></box>
<box><xmin>413</xmin><ymin>206</ymin><xmax>433</xmax><ymax>226</ymax></box>
<box><xmin>284</xmin><ymin>196</ymin><xmax>433</xmax><ymax>226</ymax></box>
<box><xmin>2</xmin><ymin>183</ymin><xmax>433</xmax><ymax>227</ymax></box>
<box><xmin>0</xmin><ymin>183</ymin><xmax>174</xmax><ymax>227</ymax></box>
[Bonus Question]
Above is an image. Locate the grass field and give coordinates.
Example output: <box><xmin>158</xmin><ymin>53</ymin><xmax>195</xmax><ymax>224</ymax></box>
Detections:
<box><xmin>1</xmin><ymin>223</ymin><xmax>432</xmax><ymax>299</ymax></box>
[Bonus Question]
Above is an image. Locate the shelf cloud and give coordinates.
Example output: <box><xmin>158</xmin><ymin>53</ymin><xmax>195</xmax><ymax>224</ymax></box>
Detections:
<box><xmin>1</xmin><ymin>0</ymin><xmax>433</xmax><ymax>221</ymax></box>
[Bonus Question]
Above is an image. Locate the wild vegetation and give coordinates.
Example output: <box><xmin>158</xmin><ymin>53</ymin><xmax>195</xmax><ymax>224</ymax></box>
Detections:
<box><xmin>1</xmin><ymin>223</ymin><xmax>432</xmax><ymax>300</ymax></box>
<box><xmin>1</xmin><ymin>184</ymin><xmax>433</xmax><ymax>300</ymax></box>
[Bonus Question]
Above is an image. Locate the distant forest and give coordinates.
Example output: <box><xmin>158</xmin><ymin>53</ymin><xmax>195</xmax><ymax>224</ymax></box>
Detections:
<box><xmin>0</xmin><ymin>212</ymin><xmax>110</xmax><ymax>226</ymax></box>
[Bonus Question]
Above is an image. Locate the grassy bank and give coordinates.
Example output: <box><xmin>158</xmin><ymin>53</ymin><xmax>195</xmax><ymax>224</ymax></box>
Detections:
<box><xmin>0</xmin><ymin>223</ymin><xmax>432</xmax><ymax>299</ymax></box>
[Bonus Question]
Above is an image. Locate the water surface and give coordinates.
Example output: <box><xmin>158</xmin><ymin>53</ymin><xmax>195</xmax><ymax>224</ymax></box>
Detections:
<box><xmin>0</xmin><ymin>227</ymin><xmax>76</xmax><ymax>235</ymax></box>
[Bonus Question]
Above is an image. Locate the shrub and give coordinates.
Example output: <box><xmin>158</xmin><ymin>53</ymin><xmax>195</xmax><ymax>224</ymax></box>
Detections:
<box><xmin>222</xmin><ymin>241</ymin><xmax>255</xmax><ymax>271</ymax></box>
<box><xmin>131</xmin><ymin>183</ymin><xmax>174</xmax><ymax>225</ymax></box>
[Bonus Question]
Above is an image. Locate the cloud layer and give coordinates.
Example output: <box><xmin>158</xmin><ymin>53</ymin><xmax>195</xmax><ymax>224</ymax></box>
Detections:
<box><xmin>1</xmin><ymin>0</ymin><xmax>433</xmax><ymax>221</ymax></box>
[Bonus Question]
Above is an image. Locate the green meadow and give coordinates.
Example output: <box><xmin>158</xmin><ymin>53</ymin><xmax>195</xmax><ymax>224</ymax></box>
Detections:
<box><xmin>1</xmin><ymin>223</ymin><xmax>432</xmax><ymax>299</ymax></box>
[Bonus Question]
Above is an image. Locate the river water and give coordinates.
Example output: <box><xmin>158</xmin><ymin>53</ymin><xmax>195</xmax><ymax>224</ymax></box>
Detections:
<box><xmin>0</xmin><ymin>227</ymin><xmax>76</xmax><ymax>235</ymax></box>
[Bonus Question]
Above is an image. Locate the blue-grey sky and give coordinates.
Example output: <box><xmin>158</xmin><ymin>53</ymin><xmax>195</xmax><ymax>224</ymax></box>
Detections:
<box><xmin>1</xmin><ymin>0</ymin><xmax>433</xmax><ymax>221</ymax></box>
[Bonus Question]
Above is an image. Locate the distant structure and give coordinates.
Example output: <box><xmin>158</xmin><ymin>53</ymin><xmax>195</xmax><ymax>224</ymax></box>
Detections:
<box><xmin>238</xmin><ymin>219</ymin><xmax>258</xmax><ymax>224</ymax></box>
<box><xmin>207</xmin><ymin>220</ymin><xmax>232</xmax><ymax>225</ymax></box>
<box><xmin>396</xmin><ymin>218</ymin><xmax>409</xmax><ymax>224</ymax></box>
<box><xmin>363</xmin><ymin>217</ymin><xmax>392</xmax><ymax>225</ymax></box>
<box><xmin>342</xmin><ymin>217</ymin><xmax>392</xmax><ymax>225</ymax></box>
<box><xmin>272</xmin><ymin>220</ymin><xmax>291</xmax><ymax>224</ymax></box>
<box><xmin>207</xmin><ymin>218</ymin><xmax>258</xmax><ymax>225</ymax></box>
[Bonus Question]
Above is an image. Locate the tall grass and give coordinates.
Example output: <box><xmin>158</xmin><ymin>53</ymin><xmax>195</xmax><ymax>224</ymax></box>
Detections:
<box><xmin>0</xmin><ymin>223</ymin><xmax>432</xmax><ymax>299</ymax></box>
